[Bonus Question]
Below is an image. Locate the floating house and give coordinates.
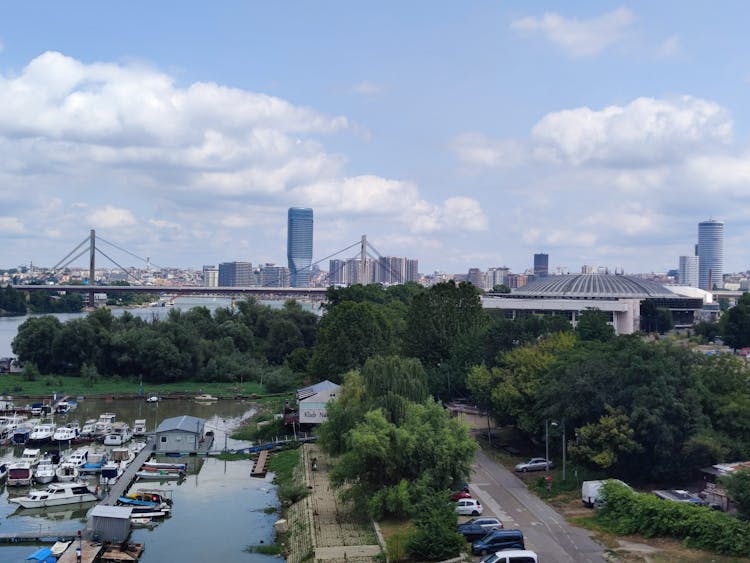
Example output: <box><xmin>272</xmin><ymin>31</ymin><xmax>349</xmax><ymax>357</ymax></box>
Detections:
<box><xmin>88</xmin><ymin>505</ymin><xmax>133</xmax><ymax>542</ymax></box>
<box><xmin>295</xmin><ymin>380</ymin><xmax>340</xmax><ymax>426</ymax></box>
<box><xmin>154</xmin><ymin>415</ymin><xmax>205</xmax><ymax>453</ymax></box>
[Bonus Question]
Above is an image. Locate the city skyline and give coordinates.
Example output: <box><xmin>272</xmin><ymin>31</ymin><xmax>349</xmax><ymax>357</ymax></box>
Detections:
<box><xmin>1</xmin><ymin>4</ymin><xmax>750</xmax><ymax>274</ymax></box>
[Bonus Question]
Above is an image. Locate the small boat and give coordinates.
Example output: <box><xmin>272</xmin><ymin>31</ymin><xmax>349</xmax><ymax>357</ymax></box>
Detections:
<box><xmin>194</xmin><ymin>394</ymin><xmax>218</xmax><ymax>403</ymax></box>
<box><xmin>11</xmin><ymin>427</ymin><xmax>31</xmax><ymax>445</ymax></box>
<box><xmin>79</xmin><ymin>419</ymin><xmax>97</xmax><ymax>437</ymax></box>
<box><xmin>29</xmin><ymin>422</ymin><xmax>56</xmax><ymax>444</ymax></box>
<box><xmin>142</xmin><ymin>460</ymin><xmax>187</xmax><ymax>471</ymax></box>
<box><xmin>146</xmin><ymin>396</ymin><xmax>160</xmax><ymax>403</ymax></box>
<box><xmin>55</xmin><ymin>463</ymin><xmax>79</xmax><ymax>483</ymax></box>
<box><xmin>130</xmin><ymin>516</ymin><xmax>156</xmax><ymax>527</ymax></box>
<box><xmin>9</xmin><ymin>481</ymin><xmax>97</xmax><ymax>508</ymax></box>
<box><xmin>133</xmin><ymin>419</ymin><xmax>147</xmax><ymax>436</ymax></box>
<box><xmin>80</xmin><ymin>450</ymin><xmax>107</xmax><ymax>474</ymax></box>
<box><xmin>20</xmin><ymin>448</ymin><xmax>42</xmax><ymax>467</ymax></box>
<box><xmin>34</xmin><ymin>457</ymin><xmax>56</xmax><ymax>484</ymax></box>
<box><xmin>62</xmin><ymin>448</ymin><xmax>89</xmax><ymax>468</ymax></box>
<box><xmin>103</xmin><ymin>422</ymin><xmax>132</xmax><ymax>446</ymax></box>
<box><xmin>55</xmin><ymin>400</ymin><xmax>77</xmax><ymax>414</ymax></box>
<box><xmin>123</xmin><ymin>490</ymin><xmax>172</xmax><ymax>506</ymax></box>
<box><xmin>0</xmin><ymin>462</ymin><xmax>8</xmax><ymax>483</ymax></box>
<box><xmin>93</xmin><ymin>413</ymin><xmax>117</xmax><ymax>438</ymax></box>
<box><xmin>52</xmin><ymin>425</ymin><xmax>78</xmax><ymax>443</ymax></box>
<box><xmin>135</xmin><ymin>469</ymin><xmax>184</xmax><ymax>480</ymax></box>
<box><xmin>100</xmin><ymin>461</ymin><xmax>124</xmax><ymax>486</ymax></box>
<box><xmin>7</xmin><ymin>462</ymin><xmax>33</xmax><ymax>486</ymax></box>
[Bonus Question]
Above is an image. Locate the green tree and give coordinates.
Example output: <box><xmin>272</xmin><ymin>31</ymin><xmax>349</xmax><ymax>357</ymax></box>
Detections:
<box><xmin>721</xmin><ymin>294</ymin><xmax>750</xmax><ymax>349</ymax></box>
<box><xmin>12</xmin><ymin>316</ymin><xmax>63</xmax><ymax>373</ymax></box>
<box><xmin>568</xmin><ymin>407</ymin><xmax>642</xmax><ymax>470</ymax></box>
<box><xmin>492</xmin><ymin>284</ymin><xmax>511</xmax><ymax>293</ymax></box>
<box><xmin>309</xmin><ymin>301</ymin><xmax>394</xmax><ymax>382</ymax></box>
<box><xmin>360</xmin><ymin>355</ymin><xmax>428</xmax><ymax>424</ymax></box>
<box><xmin>406</xmin><ymin>494</ymin><xmax>466</xmax><ymax>560</ymax></box>
<box><xmin>576</xmin><ymin>309</ymin><xmax>615</xmax><ymax>342</ymax></box>
<box><xmin>721</xmin><ymin>468</ymin><xmax>750</xmax><ymax>518</ymax></box>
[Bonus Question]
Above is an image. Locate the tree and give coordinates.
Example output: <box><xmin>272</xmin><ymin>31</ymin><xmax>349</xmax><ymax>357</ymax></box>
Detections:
<box><xmin>576</xmin><ymin>309</ymin><xmax>615</xmax><ymax>342</ymax></box>
<box><xmin>403</xmin><ymin>281</ymin><xmax>488</xmax><ymax>367</ymax></box>
<box><xmin>406</xmin><ymin>494</ymin><xmax>466</xmax><ymax>560</ymax></box>
<box><xmin>721</xmin><ymin>294</ymin><xmax>750</xmax><ymax>349</ymax></box>
<box><xmin>568</xmin><ymin>407</ymin><xmax>641</xmax><ymax>470</ymax></box>
<box><xmin>721</xmin><ymin>469</ymin><xmax>750</xmax><ymax>518</ymax></box>
<box><xmin>309</xmin><ymin>301</ymin><xmax>394</xmax><ymax>382</ymax></box>
<box><xmin>492</xmin><ymin>284</ymin><xmax>510</xmax><ymax>293</ymax></box>
<box><xmin>360</xmin><ymin>355</ymin><xmax>428</xmax><ymax>424</ymax></box>
<box><xmin>12</xmin><ymin>316</ymin><xmax>63</xmax><ymax>373</ymax></box>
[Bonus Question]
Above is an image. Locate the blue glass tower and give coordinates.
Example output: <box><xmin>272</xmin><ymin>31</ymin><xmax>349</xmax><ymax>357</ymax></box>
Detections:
<box><xmin>287</xmin><ymin>207</ymin><xmax>313</xmax><ymax>287</ymax></box>
<box><xmin>698</xmin><ymin>219</ymin><xmax>724</xmax><ymax>290</ymax></box>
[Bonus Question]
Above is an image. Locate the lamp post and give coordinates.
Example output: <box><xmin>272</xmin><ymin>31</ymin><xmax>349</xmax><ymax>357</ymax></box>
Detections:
<box><xmin>546</xmin><ymin>420</ymin><xmax>560</xmax><ymax>473</ymax></box>
<box><xmin>562</xmin><ymin>420</ymin><xmax>567</xmax><ymax>481</ymax></box>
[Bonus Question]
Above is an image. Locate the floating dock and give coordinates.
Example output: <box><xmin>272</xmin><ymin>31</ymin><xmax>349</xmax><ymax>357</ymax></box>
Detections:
<box><xmin>56</xmin><ymin>539</ymin><xmax>103</xmax><ymax>563</ymax></box>
<box><xmin>251</xmin><ymin>449</ymin><xmax>268</xmax><ymax>477</ymax></box>
<box><xmin>101</xmin><ymin>438</ymin><xmax>155</xmax><ymax>506</ymax></box>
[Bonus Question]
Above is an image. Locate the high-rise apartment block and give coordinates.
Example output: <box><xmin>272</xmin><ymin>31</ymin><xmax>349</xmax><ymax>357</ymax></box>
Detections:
<box><xmin>259</xmin><ymin>264</ymin><xmax>290</xmax><ymax>287</ymax></box>
<box><xmin>698</xmin><ymin>219</ymin><xmax>724</xmax><ymax>290</ymax></box>
<box><xmin>202</xmin><ymin>265</ymin><xmax>219</xmax><ymax>287</ymax></box>
<box><xmin>218</xmin><ymin>261</ymin><xmax>254</xmax><ymax>286</ymax></box>
<box><xmin>487</xmin><ymin>267</ymin><xmax>510</xmax><ymax>288</ymax></box>
<box><xmin>287</xmin><ymin>207</ymin><xmax>313</xmax><ymax>288</ymax></box>
<box><xmin>678</xmin><ymin>255</ymin><xmax>699</xmax><ymax>288</ymax></box>
<box><xmin>329</xmin><ymin>259</ymin><xmax>346</xmax><ymax>285</ymax></box>
<box><xmin>533</xmin><ymin>253</ymin><xmax>549</xmax><ymax>277</ymax></box>
<box><xmin>405</xmin><ymin>259</ymin><xmax>419</xmax><ymax>283</ymax></box>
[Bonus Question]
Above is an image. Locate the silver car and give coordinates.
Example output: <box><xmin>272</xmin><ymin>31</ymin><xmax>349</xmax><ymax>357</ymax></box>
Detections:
<box><xmin>514</xmin><ymin>457</ymin><xmax>553</xmax><ymax>472</ymax></box>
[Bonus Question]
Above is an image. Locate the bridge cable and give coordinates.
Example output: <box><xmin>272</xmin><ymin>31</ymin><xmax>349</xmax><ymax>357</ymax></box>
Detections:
<box><xmin>296</xmin><ymin>240</ymin><xmax>361</xmax><ymax>273</ymax></box>
<box><xmin>56</xmin><ymin>248</ymin><xmax>90</xmax><ymax>272</ymax></box>
<box><xmin>49</xmin><ymin>236</ymin><xmax>90</xmax><ymax>272</ymax></box>
<box><xmin>97</xmin><ymin>236</ymin><xmax>168</xmax><ymax>271</ymax></box>
<box><xmin>94</xmin><ymin>248</ymin><xmax>142</xmax><ymax>284</ymax></box>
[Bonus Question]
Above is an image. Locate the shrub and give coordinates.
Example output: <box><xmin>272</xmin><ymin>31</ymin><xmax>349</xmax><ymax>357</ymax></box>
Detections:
<box><xmin>405</xmin><ymin>494</ymin><xmax>465</xmax><ymax>560</ymax></box>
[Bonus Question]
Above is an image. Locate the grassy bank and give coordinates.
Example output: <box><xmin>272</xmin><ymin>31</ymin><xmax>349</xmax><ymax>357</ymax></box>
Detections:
<box><xmin>0</xmin><ymin>372</ymin><xmax>273</xmax><ymax>399</ymax></box>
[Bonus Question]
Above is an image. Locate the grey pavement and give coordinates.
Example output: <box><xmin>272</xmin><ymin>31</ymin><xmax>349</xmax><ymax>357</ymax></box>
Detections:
<box><xmin>472</xmin><ymin>450</ymin><xmax>607</xmax><ymax>563</ymax></box>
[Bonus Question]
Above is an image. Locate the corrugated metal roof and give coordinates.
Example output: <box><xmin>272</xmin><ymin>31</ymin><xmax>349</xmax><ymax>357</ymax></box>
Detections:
<box><xmin>512</xmin><ymin>274</ymin><xmax>680</xmax><ymax>299</ymax></box>
<box><xmin>90</xmin><ymin>505</ymin><xmax>133</xmax><ymax>518</ymax></box>
<box><xmin>155</xmin><ymin>415</ymin><xmax>204</xmax><ymax>434</ymax></box>
<box><xmin>297</xmin><ymin>380</ymin><xmax>340</xmax><ymax>401</ymax></box>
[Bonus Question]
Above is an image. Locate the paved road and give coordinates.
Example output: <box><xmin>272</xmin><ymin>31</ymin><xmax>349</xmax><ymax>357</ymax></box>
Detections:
<box><xmin>471</xmin><ymin>450</ymin><xmax>607</xmax><ymax>563</ymax></box>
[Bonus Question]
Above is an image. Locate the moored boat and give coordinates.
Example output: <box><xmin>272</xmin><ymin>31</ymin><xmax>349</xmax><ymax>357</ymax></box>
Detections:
<box><xmin>194</xmin><ymin>393</ymin><xmax>218</xmax><ymax>403</ymax></box>
<box><xmin>142</xmin><ymin>460</ymin><xmax>187</xmax><ymax>471</ymax></box>
<box><xmin>7</xmin><ymin>462</ymin><xmax>33</xmax><ymax>486</ymax></box>
<box><xmin>34</xmin><ymin>457</ymin><xmax>56</xmax><ymax>484</ymax></box>
<box><xmin>20</xmin><ymin>448</ymin><xmax>42</xmax><ymax>467</ymax></box>
<box><xmin>55</xmin><ymin>400</ymin><xmax>77</xmax><ymax>414</ymax></box>
<box><xmin>12</xmin><ymin>427</ymin><xmax>31</xmax><ymax>446</ymax></box>
<box><xmin>79</xmin><ymin>419</ymin><xmax>97</xmax><ymax>437</ymax></box>
<box><xmin>9</xmin><ymin>481</ymin><xmax>97</xmax><ymax>508</ymax></box>
<box><xmin>0</xmin><ymin>462</ymin><xmax>8</xmax><ymax>483</ymax></box>
<box><xmin>62</xmin><ymin>448</ymin><xmax>89</xmax><ymax>468</ymax></box>
<box><xmin>135</xmin><ymin>469</ymin><xmax>184</xmax><ymax>480</ymax></box>
<box><xmin>80</xmin><ymin>450</ymin><xmax>107</xmax><ymax>474</ymax></box>
<box><xmin>133</xmin><ymin>419</ymin><xmax>147</xmax><ymax>436</ymax></box>
<box><xmin>29</xmin><ymin>421</ymin><xmax>56</xmax><ymax>445</ymax></box>
<box><xmin>52</xmin><ymin>425</ymin><xmax>78</xmax><ymax>443</ymax></box>
<box><xmin>55</xmin><ymin>463</ymin><xmax>79</xmax><ymax>483</ymax></box>
<box><xmin>103</xmin><ymin>422</ymin><xmax>132</xmax><ymax>446</ymax></box>
<box><xmin>100</xmin><ymin>461</ymin><xmax>124</xmax><ymax>486</ymax></box>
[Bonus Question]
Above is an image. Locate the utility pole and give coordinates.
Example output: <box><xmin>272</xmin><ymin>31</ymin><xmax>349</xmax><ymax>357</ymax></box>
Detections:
<box><xmin>89</xmin><ymin>229</ymin><xmax>96</xmax><ymax>308</ymax></box>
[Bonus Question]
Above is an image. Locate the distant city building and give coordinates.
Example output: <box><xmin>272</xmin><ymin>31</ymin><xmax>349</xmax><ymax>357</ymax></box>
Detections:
<box><xmin>202</xmin><ymin>265</ymin><xmax>218</xmax><ymax>288</ymax></box>
<box><xmin>698</xmin><ymin>219</ymin><xmax>724</xmax><ymax>290</ymax></box>
<box><xmin>218</xmin><ymin>261</ymin><xmax>254</xmax><ymax>287</ymax></box>
<box><xmin>581</xmin><ymin>265</ymin><xmax>595</xmax><ymax>274</ymax></box>
<box><xmin>533</xmin><ymin>253</ymin><xmax>549</xmax><ymax>277</ymax></box>
<box><xmin>377</xmin><ymin>256</ymin><xmax>405</xmax><ymax>284</ymax></box>
<box><xmin>345</xmin><ymin>259</ymin><xmax>364</xmax><ymax>285</ymax></box>
<box><xmin>678</xmin><ymin>256</ymin><xmax>699</xmax><ymax>288</ymax></box>
<box><xmin>467</xmin><ymin>268</ymin><xmax>485</xmax><ymax>289</ymax></box>
<box><xmin>405</xmin><ymin>259</ymin><xmax>419</xmax><ymax>283</ymax></box>
<box><xmin>507</xmin><ymin>274</ymin><xmax>529</xmax><ymax>289</ymax></box>
<box><xmin>487</xmin><ymin>267</ymin><xmax>510</xmax><ymax>288</ymax></box>
<box><xmin>259</xmin><ymin>264</ymin><xmax>290</xmax><ymax>287</ymax></box>
<box><xmin>329</xmin><ymin>259</ymin><xmax>346</xmax><ymax>285</ymax></box>
<box><xmin>287</xmin><ymin>207</ymin><xmax>313</xmax><ymax>288</ymax></box>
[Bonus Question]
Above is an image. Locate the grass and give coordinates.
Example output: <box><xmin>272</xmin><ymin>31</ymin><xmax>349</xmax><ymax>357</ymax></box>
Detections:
<box><xmin>379</xmin><ymin>518</ymin><xmax>416</xmax><ymax>561</ymax></box>
<box><xmin>266</xmin><ymin>448</ymin><xmax>300</xmax><ymax>485</ymax></box>
<box><xmin>216</xmin><ymin>452</ymin><xmax>253</xmax><ymax>461</ymax></box>
<box><xmin>0</xmin><ymin>372</ymin><xmax>274</xmax><ymax>398</ymax></box>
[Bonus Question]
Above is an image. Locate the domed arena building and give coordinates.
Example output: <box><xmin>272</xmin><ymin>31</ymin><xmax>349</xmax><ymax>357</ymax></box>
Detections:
<box><xmin>482</xmin><ymin>273</ymin><xmax>703</xmax><ymax>335</ymax></box>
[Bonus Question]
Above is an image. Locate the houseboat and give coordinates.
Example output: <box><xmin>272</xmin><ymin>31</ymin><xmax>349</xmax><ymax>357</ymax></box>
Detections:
<box><xmin>12</xmin><ymin>427</ymin><xmax>31</xmax><ymax>445</ymax></box>
<box><xmin>7</xmin><ymin>462</ymin><xmax>33</xmax><ymax>486</ymax></box>
<box><xmin>103</xmin><ymin>422</ymin><xmax>132</xmax><ymax>446</ymax></box>
<box><xmin>133</xmin><ymin>419</ymin><xmax>147</xmax><ymax>436</ymax></box>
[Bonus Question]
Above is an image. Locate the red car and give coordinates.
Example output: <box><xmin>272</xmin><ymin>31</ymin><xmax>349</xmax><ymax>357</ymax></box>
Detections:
<box><xmin>449</xmin><ymin>490</ymin><xmax>472</xmax><ymax>502</ymax></box>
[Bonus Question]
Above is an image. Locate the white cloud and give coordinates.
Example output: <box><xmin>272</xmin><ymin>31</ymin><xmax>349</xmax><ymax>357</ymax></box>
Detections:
<box><xmin>511</xmin><ymin>7</ymin><xmax>635</xmax><ymax>57</ymax></box>
<box><xmin>450</xmin><ymin>133</ymin><xmax>527</xmax><ymax>168</ymax></box>
<box><xmin>87</xmin><ymin>206</ymin><xmax>137</xmax><ymax>229</ymax></box>
<box><xmin>657</xmin><ymin>35</ymin><xmax>681</xmax><ymax>58</ymax></box>
<box><xmin>531</xmin><ymin>96</ymin><xmax>731</xmax><ymax>166</ymax></box>
<box><xmin>0</xmin><ymin>217</ymin><xmax>25</xmax><ymax>234</ymax></box>
<box><xmin>352</xmin><ymin>81</ymin><xmax>385</xmax><ymax>96</ymax></box>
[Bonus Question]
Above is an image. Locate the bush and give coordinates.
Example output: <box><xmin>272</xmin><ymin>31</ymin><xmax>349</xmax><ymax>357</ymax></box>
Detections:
<box><xmin>598</xmin><ymin>482</ymin><xmax>750</xmax><ymax>556</ymax></box>
<box><xmin>406</xmin><ymin>494</ymin><xmax>465</xmax><ymax>560</ymax></box>
<box><xmin>22</xmin><ymin>363</ymin><xmax>40</xmax><ymax>381</ymax></box>
<box><xmin>263</xmin><ymin>367</ymin><xmax>297</xmax><ymax>393</ymax></box>
<box><xmin>278</xmin><ymin>481</ymin><xmax>309</xmax><ymax>505</ymax></box>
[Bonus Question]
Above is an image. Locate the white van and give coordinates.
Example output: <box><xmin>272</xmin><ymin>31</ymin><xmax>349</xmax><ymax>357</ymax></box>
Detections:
<box><xmin>481</xmin><ymin>549</ymin><xmax>538</xmax><ymax>563</ymax></box>
<box><xmin>582</xmin><ymin>479</ymin><xmax>629</xmax><ymax>508</ymax></box>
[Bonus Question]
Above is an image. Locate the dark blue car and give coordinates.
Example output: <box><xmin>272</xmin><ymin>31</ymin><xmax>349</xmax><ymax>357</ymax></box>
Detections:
<box><xmin>471</xmin><ymin>529</ymin><xmax>525</xmax><ymax>555</ymax></box>
<box><xmin>457</xmin><ymin>517</ymin><xmax>503</xmax><ymax>541</ymax></box>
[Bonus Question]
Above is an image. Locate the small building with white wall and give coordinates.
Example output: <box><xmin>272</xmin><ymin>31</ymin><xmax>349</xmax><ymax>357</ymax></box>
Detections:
<box><xmin>154</xmin><ymin>415</ymin><xmax>205</xmax><ymax>453</ymax></box>
<box><xmin>296</xmin><ymin>380</ymin><xmax>340</xmax><ymax>425</ymax></box>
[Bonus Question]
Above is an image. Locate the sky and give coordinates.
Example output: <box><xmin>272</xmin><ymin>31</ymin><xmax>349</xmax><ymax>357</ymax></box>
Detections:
<box><xmin>1</xmin><ymin>2</ymin><xmax>749</xmax><ymax>276</ymax></box>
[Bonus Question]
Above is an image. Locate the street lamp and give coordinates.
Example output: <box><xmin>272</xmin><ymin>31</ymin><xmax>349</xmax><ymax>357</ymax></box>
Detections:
<box><xmin>545</xmin><ymin>420</ymin><xmax>557</xmax><ymax>472</ymax></box>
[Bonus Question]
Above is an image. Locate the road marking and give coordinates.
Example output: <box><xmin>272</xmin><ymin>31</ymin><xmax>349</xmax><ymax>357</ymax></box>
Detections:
<box><xmin>469</xmin><ymin>485</ymin><xmax>516</xmax><ymax>527</ymax></box>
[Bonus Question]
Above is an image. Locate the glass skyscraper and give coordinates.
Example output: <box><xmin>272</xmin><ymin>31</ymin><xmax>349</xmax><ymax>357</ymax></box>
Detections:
<box><xmin>698</xmin><ymin>219</ymin><xmax>724</xmax><ymax>290</ymax></box>
<box><xmin>287</xmin><ymin>207</ymin><xmax>313</xmax><ymax>287</ymax></box>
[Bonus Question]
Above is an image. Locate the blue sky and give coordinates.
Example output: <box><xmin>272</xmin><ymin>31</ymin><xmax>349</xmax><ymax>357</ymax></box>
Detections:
<box><xmin>1</xmin><ymin>2</ymin><xmax>749</xmax><ymax>275</ymax></box>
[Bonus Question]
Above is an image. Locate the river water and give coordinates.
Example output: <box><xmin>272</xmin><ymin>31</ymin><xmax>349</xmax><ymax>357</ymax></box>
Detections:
<box><xmin>0</xmin><ymin>297</ymin><xmax>288</xmax><ymax>561</ymax></box>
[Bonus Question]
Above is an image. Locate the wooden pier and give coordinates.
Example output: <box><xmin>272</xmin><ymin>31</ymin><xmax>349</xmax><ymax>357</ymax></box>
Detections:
<box><xmin>101</xmin><ymin>438</ymin><xmax>155</xmax><ymax>506</ymax></box>
<box><xmin>56</xmin><ymin>539</ymin><xmax>103</xmax><ymax>563</ymax></box>
<box><xmin>251</xmin><ymin>448</ymin><xmax>268</xmax><ymax>477</ymax></box>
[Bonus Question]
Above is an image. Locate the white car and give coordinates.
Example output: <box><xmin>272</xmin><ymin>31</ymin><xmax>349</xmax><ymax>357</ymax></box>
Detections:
<box><xmin>454</xmin><ymin>498</ymin><xmax>483</xmax><ymax>516</ymax></box>
<box><xmin>514</xmin><ymin>457</ymin><xmax>553</xmax><ymax>472</ymax></box>
<box><xmin>146</xmin><ymin>396</ymin><xmax>160</xmax><ymax>403</ymax></box>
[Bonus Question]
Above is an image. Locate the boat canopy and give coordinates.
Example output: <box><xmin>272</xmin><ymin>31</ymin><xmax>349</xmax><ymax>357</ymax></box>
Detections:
<box><xmin>25</xmin><ymin>547</ymin><xmax>55</xmax><ymax>562</ymax></box>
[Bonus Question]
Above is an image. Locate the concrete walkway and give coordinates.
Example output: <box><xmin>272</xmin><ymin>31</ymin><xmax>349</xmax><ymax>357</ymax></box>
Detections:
<box><xmin>300</xmin><ymin>444</ymin><xmax>382</xmax><ymax>563</ymax></box>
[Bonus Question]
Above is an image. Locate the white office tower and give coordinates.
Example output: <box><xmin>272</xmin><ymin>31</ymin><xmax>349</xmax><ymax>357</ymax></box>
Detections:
<box><xmin>678</xmin><ymin>255</ymin><xmax>699</xmax><ymax>287</ymax></box>
<box><xmin>697</xmin><ymin>219</ymin><xmax>724</xmax><ymax>290</ymax></box>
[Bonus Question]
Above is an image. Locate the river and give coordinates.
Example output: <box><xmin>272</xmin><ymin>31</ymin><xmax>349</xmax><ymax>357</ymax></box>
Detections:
<box><xmin>0</xmin><ymin>297</ymin><xmax>287</xmax><ymax>561</ymax></box>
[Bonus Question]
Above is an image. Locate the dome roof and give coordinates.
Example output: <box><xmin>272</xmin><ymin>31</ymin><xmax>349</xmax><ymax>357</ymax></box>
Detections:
<box><xmin>512</xmin><ymin>274</ymin><xmax>678</xmax><ymax>299</ymax></box>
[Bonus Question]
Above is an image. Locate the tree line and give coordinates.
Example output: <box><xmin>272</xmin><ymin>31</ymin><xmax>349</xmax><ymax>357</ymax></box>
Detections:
<box><xmin>0</xmin><ymin>287</ymin><xmax>82</xmax><ymax>316</ymax></box>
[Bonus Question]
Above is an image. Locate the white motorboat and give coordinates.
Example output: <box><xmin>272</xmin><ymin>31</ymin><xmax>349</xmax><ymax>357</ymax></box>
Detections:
<box><xmin>7</xmin><ymin>462</ymin><xmax>33</xmax><ymax>486</ymax></box>
<box><xmin>194</xmin><ymin>394</ymin><xmax>218</xmax><ymax>403</ymax></box>
<box><xmin>55</xmin><ymin>463</ymin><xmax>79</xmax><ymax>483</ymax></box>
<box><xmin>55</xmin><ymin>400</ymin><xmax>77</xmax><ymax>414</ymax></box>
<box><xmin>34</xmin><ymin>457</ymin><xmax>56</xmax><ymax>484</ymax></box>
<box><xmin>0</xmin><ymin>414</ymin><xmax>26</xmax><ymax>443</ymax></box>
<box><xmin>100</xmin><ymin>461</ymin><xmax>124</xmax><ymax>486</ymax></box>
<box><xmin>20</xmin><ymin>448</ymin><xmax>42</xmax><ymax>467</ymax></box>
<box><xmin>62</xmin><ymin>448</ymin><xmax>89</xmax><ymax>468</ymax></box>
<box><xmin>142</xmin><ymin>460</ymin><xmax>187</xmax><ymax>471</ymax></box>
<box><xmin>9</xmin><ymin>482</ymin><xmax>97</xmax><ymax>508</ymax></box>
<box><xmin>146</xmin><ymin>396</ymin><xmax>160</xmax><ymax>403</ymax></box>
<box><xmin>79</xmin><ymin>419</ymin><xmax>97</xmax><ymax>437</ymax></box>
<box><xmin>29</xmin><ymin>422</ymin><xmax>56</xmax><ymax>444</ymax></box>
<box><xmin>103</xmin><ymin>422</ymin><xmax>132</xmax><ymax>446</ymax></box>
<box><xmin>133</xmin><ymin>419</ymin><xmax>147</xmax><ymax>436</ymax></box>
<box><xmin>53</xmin><ymin>425</ymin><xmax>78</xmax><ymax>443</ymax></box>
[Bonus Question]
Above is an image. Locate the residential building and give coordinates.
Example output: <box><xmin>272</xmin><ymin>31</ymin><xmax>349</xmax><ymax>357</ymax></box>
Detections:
<box><xmin>218</xmin><ymin>262</ymin><xmax>254</xmax><ymax>287</ymax></box>
<box><xmin>329</xmin><ymin>259</ymin><xmax>346</xmax><ymax>285</ymax></box>
<box><xmin>678</xmin><ymin>255</ymin><xmax>699</xmax><ymax>288</ymax></box>
<box><xmin>287</xmin><ymin>207</ymin><xmax>313</xmax><ymax>288</ymax></box>
<box><xmin>202</xmin><ymin>265</ymin><xmax>218</xmax><ymax>288</ymax></box>
<box><xmin>534</xmin><ymin>253</ymin><xmax>549</xmax><ymax>277</ymax></box>
<box><xmin>405</xmin><ymin>259</ymin><xmax>419</xmax><ymax>282</ymax></box>
<box><xmin>259</xmin><ymin>264</ymin><xmax>290</xmax><ymax>287</ymax></box>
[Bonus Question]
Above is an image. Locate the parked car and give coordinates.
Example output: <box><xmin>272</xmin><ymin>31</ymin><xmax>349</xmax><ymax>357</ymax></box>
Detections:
<box><xmin>454</xmin><ymin>498</ymin><xmax>483</xmax><ymax>516</ymax></box>
<box><xmin>582</xmin><ymin>479</ymin><xmax>630</xmax><ymax>508</ymax></box>
<box><xmin>472</xmin><ymin>529</ymin><xmax>525</xmax><ymax>555</ymax></box>
<box><xmin>457</xmin><ymin>517</ymin><xmax>503</xmax><ymax>541</ymax></box>
<box><xmin>514</xmin><ymin>457</ymin><xmax>553</xmax><ymax>472</ymax></box>
<box><xmin>480</xmin><ymin>549</ymin><xmax>538</xmax><ymax>563</ymax></box>
<box><xmin>449</xmin><ymin>490</ymin><xmax>472</xmax><ymax>501</ymax></box>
